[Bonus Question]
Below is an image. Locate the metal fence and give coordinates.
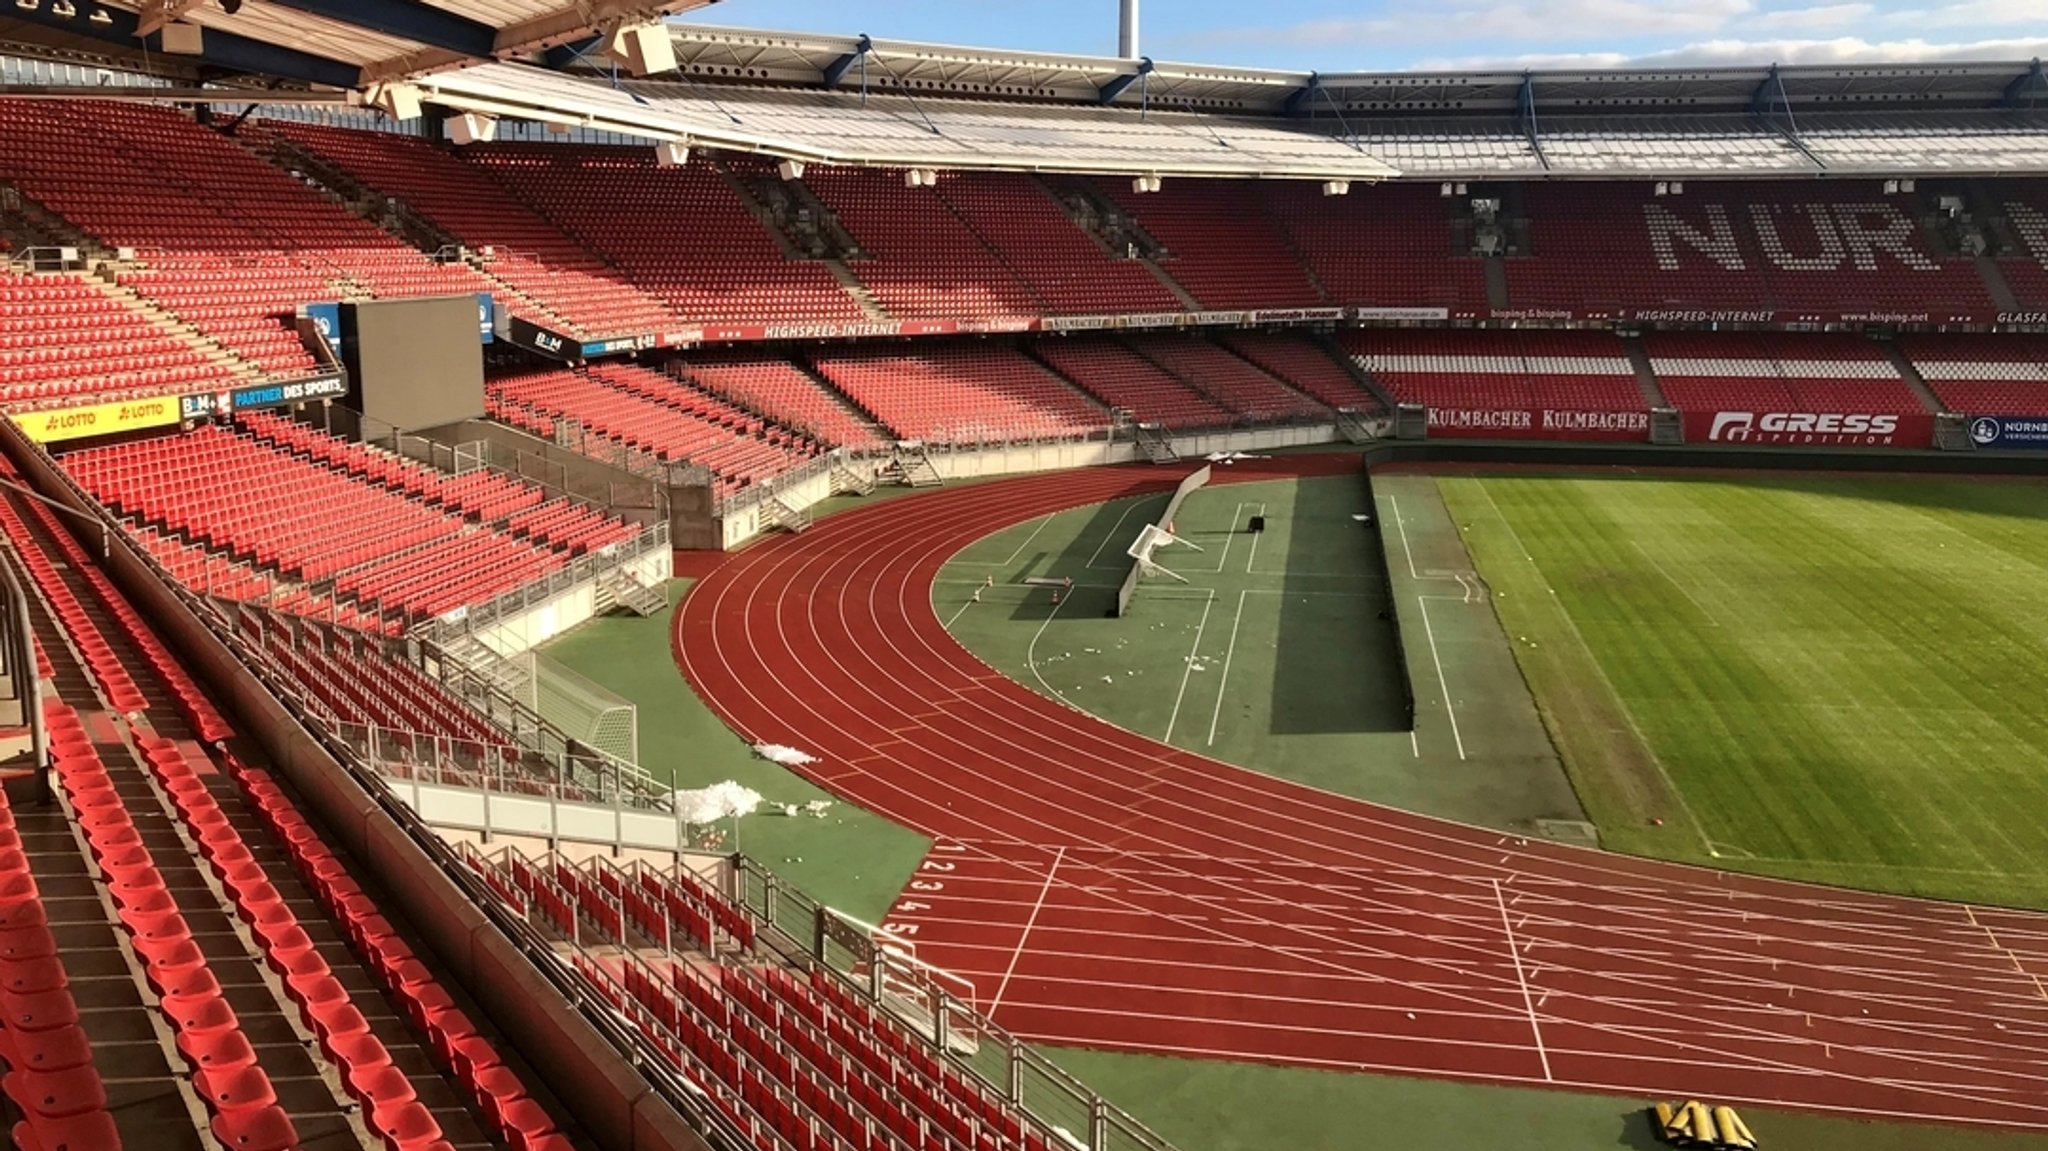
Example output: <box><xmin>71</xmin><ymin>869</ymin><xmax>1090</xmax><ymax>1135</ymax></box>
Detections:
<box><xmin>731</xmin><ymin>856</ymin><xmax>1178</xmax><ymax>1151</ymax></box>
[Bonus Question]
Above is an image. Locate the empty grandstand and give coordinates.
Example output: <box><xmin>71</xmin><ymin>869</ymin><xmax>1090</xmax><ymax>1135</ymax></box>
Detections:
<box><xmin>2</xmin><ymin>9</ymin><xmax>2048</xmax><ymax>1151</ymax></box>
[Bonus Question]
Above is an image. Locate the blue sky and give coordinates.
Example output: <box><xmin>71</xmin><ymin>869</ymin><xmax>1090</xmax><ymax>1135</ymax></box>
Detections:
<box><xmin>686</xmin><ymin>0</ymin><xmax>2048</xmax><ymax>72</ymax></box>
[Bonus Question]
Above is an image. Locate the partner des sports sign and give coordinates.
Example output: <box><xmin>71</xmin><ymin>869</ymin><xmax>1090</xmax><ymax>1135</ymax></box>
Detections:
<box><xmin>1692</xmin><ymin>411</ymin><xmax>1922</xmax><ymax>446</ymax></box>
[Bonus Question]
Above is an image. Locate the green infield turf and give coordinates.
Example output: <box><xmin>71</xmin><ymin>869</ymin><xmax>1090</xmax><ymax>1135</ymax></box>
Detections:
<box><xmin>1437</xmin><ymin>471</ymin><xmax>2048</xmax><ymax>909</ymax></box>
<box><xmin>935</xmin><ymin>472</ymin><xmax>1588</xmax><ymax>833</ymax></box>
<box><xmin>538</xmin><ymin>580</ymin><xmax>929</xmax><ymax>923</ymax></box>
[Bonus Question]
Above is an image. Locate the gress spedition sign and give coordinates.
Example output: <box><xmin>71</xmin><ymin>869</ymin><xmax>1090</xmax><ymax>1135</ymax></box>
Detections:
<box><xmin>14</xmin><ymin>396</ymin><xmax>182</xmax><ymax>443</ymax></box>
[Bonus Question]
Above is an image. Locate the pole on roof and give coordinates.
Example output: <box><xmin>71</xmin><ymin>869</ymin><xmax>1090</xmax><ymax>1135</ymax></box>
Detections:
<box><xmin>1119</xmin><ymin>0</ymin><xmax>1140</xmax><ymax>59</ymax></box>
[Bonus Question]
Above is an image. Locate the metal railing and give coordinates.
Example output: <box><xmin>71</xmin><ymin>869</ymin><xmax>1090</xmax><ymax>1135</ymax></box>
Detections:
<box><xmin>729</xmin><ymin>855</ymin><xmax>1178</xmax><ymax>1151</ymax></box>
<box><xmin>408</xmin><ymin>518</ymin><xmax>669</xmax><ymax>649</ymax></box>
<box><xmin>2</xmin><ymin>427</ymin><xmax>750</xmax><ymax>1151</ymax></box>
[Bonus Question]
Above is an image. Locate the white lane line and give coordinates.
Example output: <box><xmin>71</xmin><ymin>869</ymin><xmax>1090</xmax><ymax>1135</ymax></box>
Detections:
<box><xmin>1207</xmin><ymin>589</ymin><xmax>1249</xmax><ymax>747</ymax></box>
<box><xmin>1417</xmin><ymin>595</ymin><xmax>1466</xmax><ymax>760</ymax></box>
<box><xmin>1086</xmin><ymin>498</ymin><xmax>1154</xmax><ymax>568</ymax></box>
<box><xmin>1243</xmin><ymin>503</ymin><xmax>1267</xmax><ymax>573</ymax></box>
<box><xmin>1207</xmin><ymin>502</ymin><xmax>1244</xmax><ymax>574</ymax></box>
<box><xmin>1496</xmin><ymin>877</ymin><xmax>1554</xmax><ymax>1081</ymax></box>
<box><xmin>988</xmin><ymin>847</ymin><xmax>1067</xmax><ymax>1016</ymax></box>
<box><xmin>1162</xmin><ymin>590</ymin><xmax>1217</xmax><ymax>745</ymax></box>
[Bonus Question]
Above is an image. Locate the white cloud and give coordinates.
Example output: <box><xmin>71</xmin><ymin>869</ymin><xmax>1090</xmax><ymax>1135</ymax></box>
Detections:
<box><xmin>1881</xmin><ymin>0</ymin><xmax>2048</xmax><ymax>28</ymax></box>
<box><xmin>1184</xmin><ymin>0</ymin><xmax>1755</xmax><ymax>49</ymax></box>
<box><xmin>1748</xmin><ymin>3</ymin><xmax>1874</xmax><ymax>31</ymax></box>
<box><xmin>1415</xmin><ymin>34</ymin><xmax>2048</xmax><ymax>69</ymax></box>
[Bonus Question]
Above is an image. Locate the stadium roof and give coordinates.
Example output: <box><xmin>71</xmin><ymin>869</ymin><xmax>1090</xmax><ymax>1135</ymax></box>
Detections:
<box><xmin>0</xmin><ymin>0</ymin><xmax>722</xmax><ymax>89</ymax></box>
<box><xmin>421</xmin><ymin>62</ymin><xmax>1402</xmax><ymax>181</ymax></box>
<box><xmin>655</xmin><ymin>25</ymin><xmax>2048</xmax><ymax>118</ymax></box>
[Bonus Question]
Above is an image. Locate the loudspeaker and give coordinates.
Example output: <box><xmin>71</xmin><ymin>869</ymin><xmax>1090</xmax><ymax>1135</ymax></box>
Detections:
<box><xmin>161</xmin><ymin>21</ymin><xmax>204</xmax><ymax>55</ymax></box>
<box><xmin>1248</xmin><ymin>515</ymin><xmax>1266</xmax><ymax>533</ymax></box>
<box><xmin>448</xmin><ymin>113</ymin><xmax>497</xmax><ymax>146</ymax></box>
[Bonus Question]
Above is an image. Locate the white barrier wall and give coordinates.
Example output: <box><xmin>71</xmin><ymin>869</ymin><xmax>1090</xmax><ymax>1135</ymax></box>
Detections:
<box><xmin>716</xmin><ymin>425</ymin><xmax>1342</xmax><ymax>549</ymax></box>
<box><xmin>385</xmin><ymin>775</ymin><xmax>695</xmax><ymax>852</ymax></box>
<box><xmin>471</xmin><ymin>548</ymin><xmax>672</xmax><ymax>657</ymax></box>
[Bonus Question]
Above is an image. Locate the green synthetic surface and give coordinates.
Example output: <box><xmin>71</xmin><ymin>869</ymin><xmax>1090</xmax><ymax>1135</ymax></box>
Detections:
<box><xmin>1439</xmin><ymin>472</ymin><xmax>2048</xmax><ymax>910</ymax></box>
<box><xmin>537</xmin><ymin>580</ymin><xmax>929</xmax><ymax>924</ymax></box>
<box><xmin>1043</xmin><ymin>1046</ymin><xmax>2048</xmax><ymax>1151</ymax></box>
<box><xmin>936</xmin><ymin>473</ymin><xmax>1586</xmax><ymax>832</ymax></box>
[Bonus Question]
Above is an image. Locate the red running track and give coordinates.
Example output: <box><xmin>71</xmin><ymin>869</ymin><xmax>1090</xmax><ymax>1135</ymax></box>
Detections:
<box><xmin>675</xmin><ymin>456</ymin><xmax>2048</xmax><ymax>1129</ymax></box>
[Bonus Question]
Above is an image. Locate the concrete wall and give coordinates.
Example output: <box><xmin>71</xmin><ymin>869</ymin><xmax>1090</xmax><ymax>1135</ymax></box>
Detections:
<box><xmin>384</xmin><ymin>776</ymin><xmax>694</xmax><ymax>854</ymax></box>
<box><xmin>472</xmin><ymin>548</ymin><xmax>671</xmax><ymax>658</ymax></box>
<box><xmin>711</xmin><ymin>425</ymin><xmax>1342</xmax><ymax>550</ymax></box>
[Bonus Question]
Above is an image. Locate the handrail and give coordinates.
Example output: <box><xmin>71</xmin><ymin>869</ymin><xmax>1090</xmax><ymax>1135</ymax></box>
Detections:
<box><xmin>0</xmin><ymin>537</ymin><xmax>48</xmax><ymax>804</ymax></box>
<box><xmin>2</xmin><ymin>424</ymin><xmax>733</xmax><ymax>1149</ymax></box>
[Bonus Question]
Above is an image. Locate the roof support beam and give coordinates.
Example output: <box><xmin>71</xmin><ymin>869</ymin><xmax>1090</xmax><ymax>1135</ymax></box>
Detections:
<box><xmin>136</xmin><ymin>0</ymin><xmax>206</xmax><ymax>38</ymax></box>
<box><xmin>1097</xmin><ymin>57</ymin><xmax>1153</xmax><ymax>105</ymax></box>
<box><xmin>263</xmin><ymin>0</ymin><xmax>497</xmax><ymax>60</ymax></box>
<box><xmin>4</xmin><ymin>0</ymin><xmax>361</xmax><ymax>88</ymax></box>
<box><xmin>544</xmin><ymin>35</ymin><xmax>601</xmax><ymax>70</ymax></box>
<box><xmin>821</xmin><ymin>34</ymin><xmax>872</xmax><ymax>88</ymax></box>
<box><xmin>1284</xmin><ymin>73</ymin><xmax>1320</xmax><ymax>117</ymax></box>
<box><xmin>1748</xmin><ymin>63</ymin><xmax>1825</xmax><ymax>172</ymax></box>
<box><xmin>1515</xmin><ymin>72</ymin><xmax>1549</xmax><ymax>170</ymax></box>
<box><xmin>2003</xmin><ymin>58</ymin><xmax>2046</xmax><ymax>108</ymax></box>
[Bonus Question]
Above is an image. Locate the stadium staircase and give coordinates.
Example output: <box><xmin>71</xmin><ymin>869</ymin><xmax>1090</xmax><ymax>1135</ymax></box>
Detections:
<box><xmin>255</xmin><ymin>128</ymin><xmax>463</xmax><ymax>257</ymax></box>
<box><xmin>1332</xmin><ymin>408</ymin><xmax>1379</xmax><ymax>444</ymax></box>
<box><xmin>1131</xmin><ymin>420</ymin><xmax>1181</xmax><ymax>464</ymax></box>
<box><xmin>1624</xmin><ymin>335</ymin><xmax>1672</xmax><ymax>409</ymax></box>
<box><xmin>757</xmin><ymin>494</ymin><xmax>813</xmax><ymax>535</ymax></box>
<box><xmin>830</xmin><ymin>454</ymin><xmax>878</xmax><ymax>496</ymax></box>
<box><xmin>85</xmin><ymin>270</ymin><xmax>269</xmax><ymax>382</ymax></box>
<box><xmin>666</xmin><ymin>355</ymin><xmax>892</xmax><ymax>453</ymax></box>
<box><xmin>877</xmin><ymin>445</ymin><xmax>943</xmax><ymax>488</ymax></box>
<box><xmin>1880</xmin><ymin>338</ymin><xmax>1954</xmax><ymax>413</ymax></box>
<box><xmin>0</xmin><ymin>463</ymin><xmax>583</xmax><ymax>1151</ymax></box>
<box><xmin>597</xmin><ymin>569</ymin><xmax>669</xmax><ymax>616</ymax></box>
<box><xmin>1314</xmin><ymin>333</ymin><xmax>1402</xmax><ymax>413</ymax></box>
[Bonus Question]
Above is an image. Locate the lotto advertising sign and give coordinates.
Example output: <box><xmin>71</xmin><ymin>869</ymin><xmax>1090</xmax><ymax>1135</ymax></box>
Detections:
<box><xmin>1682</xmin><ymin>410</ymin><xmax>1933</xmax><ymax>448</ymax></box>
<box><xmin>1968</xmin><ymin>416</ymin><xmax>2048</xmax><ymax>450</ymax></box>
<box><xmin>14</xmin><ymin>396</ymin><xmax>182</xmax><ymax>443</ymax></box>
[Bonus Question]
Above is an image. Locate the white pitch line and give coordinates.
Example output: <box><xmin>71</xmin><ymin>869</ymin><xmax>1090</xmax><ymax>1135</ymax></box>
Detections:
<box><xmin>988</xmin><ymin>846</ymin><xmax>1067</xmax><ymax>1016</ymax></box>
<box><xmin>942</xmin><ymin>596</ymin><xmax>978</xmax><ymax>629</ymax></box>
<box><xmin>1416</xmin><ymin>596</ymin><xmax>1466</xmax><ymax>760</ymax></box>
<box><xmin>1384</xmin><ymin>493</ymin><xmax>1421</xmax><ymax>580</ymax></box>
<box><xmin>1496</xmin><ymin>877</ymin><xmax>1554</xmax><ymax>1081</ymax></box>
<box><xmin>1243</xmin><ymin>503</ymin><xmax>1267</xmax><ymax>573</ymax></box>
<box><xmin>996</xmin><ymin>514</ymin><xmax>1054</xmax><ymax>567</ymax></box>
<box><xmin>1024</xmin><ymin>588</ymin><xmax>1075</xmax><ymax>703</ymax></box>
<box><xmin>1163</xmin><ymin>591</ymin><xmax>1217</xmax><ymax>745</ymax></box>
<box><xmin>1207</xmin><ymin>590</ymin><xmax>1249</xmax><ymax>747</ymax></box>
<box><xmin>1085</xmin><ymin>499</ymin><xmax>1153</xmax><ymax>568</ymax></box>
<box><xmin>1201</xmin><ymin>502</ymin><xmax>1245</xmax><ymax>574</ymax></box>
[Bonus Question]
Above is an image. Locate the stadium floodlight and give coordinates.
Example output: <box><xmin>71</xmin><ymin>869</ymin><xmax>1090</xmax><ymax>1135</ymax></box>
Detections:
<box><xmin>1322</xmin><ymin>180</ymin><xmax>1350</xmax><ymax>196</ymax></box>
<box><xmin>778</xmin><ymin>159</ymin><xmax>806</xmax><ymax>181</ymax></box>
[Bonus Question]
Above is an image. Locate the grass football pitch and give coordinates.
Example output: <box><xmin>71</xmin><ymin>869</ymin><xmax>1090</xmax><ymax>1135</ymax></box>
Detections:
<box><xmin>1438</xmin><ymin>470</ymin><xmax>2048</xmax><ymax>910</ymax></box>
